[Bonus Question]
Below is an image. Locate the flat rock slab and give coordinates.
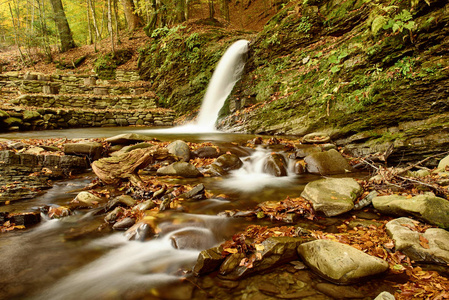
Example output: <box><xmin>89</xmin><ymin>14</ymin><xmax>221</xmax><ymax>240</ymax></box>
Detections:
<box><xmin>64</xmin><ymin>142</ymin><xmax>103</xmax><ymax>160</ymax></box>
<box><xmin>157</xmin><ymin>162</ymin><xmax>203</xmax><ymax>178</ymax></box>
<box><xmin>297</xmin><ymin>239</ymin><xmax>389</xmax><ymax>284</ymax></box>
<box><xmin>301</xmin><ymin>177</ymin><xmax>362</xmax><ymax>217</ymax></box>
<box><xmin>105</xmin><ymin>133</ymin><xmax>155</xmax><ymax>145</ymax></box>
<box><xmin>386</xmin><ymin>217</ymin><xmax>449</xmax><ymax>265</ymax></box>
<box><xmin>304</xmin><ymin>149</ymin><xmax>352</xmax><ymax>175</ymax></box>
<box><xmin>372</xmin><ymin>193</ymin><xmax>449</xmax><ymax>229</ymax></box>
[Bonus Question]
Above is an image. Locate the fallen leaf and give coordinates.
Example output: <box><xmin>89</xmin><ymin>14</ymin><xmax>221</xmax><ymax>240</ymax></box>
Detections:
<box><xmin>419</xmin><ymin>235</ymin><xmax>430</xmax><ymax>249</ymax></box>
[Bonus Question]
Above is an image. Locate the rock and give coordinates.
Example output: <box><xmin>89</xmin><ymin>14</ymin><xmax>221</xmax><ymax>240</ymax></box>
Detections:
<box><xmin>104</xmin><ymin>207</ymin><xmax>123</xmax><ymax>223</ymax></box>
<box><xmin>133</xmin><ymin>200</ymin><xmax>157</xmax><ymax>211</ymax></box>
<box><xmin>106</xmin><ymin>195</ymin><xmax>136</xmax><ymax>211</ymax></box>
<box><xmin>263</xmin><ymin>153</ymin><xmax>288</xmax><ymax>177</ymax></box>
<box><xmin>9</xmin><ymin>211</ymin><xmax>41</xmax><ymax>226</ymax></box>
<box><xmin>219</xmin><ymin>236</ymin><xmax>313</xmax><ymax>280</ymax></box>
<box><xmin>64</xmin><ymin>142</ymin><xmax>103</xmax><ymax>161</ymax></box>
<box><xmin>293</xmin><ymin>161</ymin><xmax>306</xmax><ymax>174</ymax></box>
<box><xmin>314</xmin><ymin>283</ymin><xmax>366</xmax><ymax>299</ymax></box>
<box><xmin>47</xmin><ymin>206</ymin><xmax>71</xmax><ymax>218</ymax></box>
<box><xmin>302</xmin><ymin>132</ymin><xmax>331</xmax><ymax>144</ymax></box>
<box><xmin>110</xmin><ymin>142</ymin><xmax>154</xmax><ymax>157</ymax></box>
<box><xmin>293</xmin><ymin>145</ymin><xmax>322</xmax><ymax>158</ymax></box>
<box><xmin>105</xmin><ymin>133</ymin><xmax>155</xmax><ymax>145</ymax></box>
<box><xmin>386</xmin><ymin>217</ymin><xmax>449</xmax><ymax>265</ymax></box>
<box><xmin>170</xmin><ymin>227</ymin><xmax>216</xmax><ymax>250</ymax></box>
<box><xmin>92</xmin><ymin>147</ymin><xmax>171</xmax><ymax>185</ymax></box>
<box><xmin>22</xmin><ymin>110</ymin><xmax>41</xmax><ymax>120</ymax></box>
<box><xmin>297</xmin><ymin>239</ymin><xmax>389</xmax><ymax>284</ymax></box>
<box><xmin>194</xmin><ymin>246</ymin><xmax>225</xmax><ymax>276</ymax></box>
<box><xmin>157</xmin><ymin>162</ymin><xmax>203</xmax><ymax>178</ymax></box>
<box><xmin>204</xmin><ymin>153</ymin><xmax>243</xmax><ymax>176</ymax></box>
<box><xmin>353</xmin><ymin>190</ymin><xmax>378</xmax><ymax>210</ymax></box>
<box><xmin>301</xmin><ymin>178</ymin><xmax>362</xmax><ymax>217</ymax></box>
<box><xmin>24</xmin><ymin>147</ymin><xmax>45</xmax><ymax>155</ymax></box>
<box><xmin>72</xmin><ymin>191</ymin><xmax>102</xmax><ymax>207</ymax></box>
<box><xmin>437</xmin><ymin>154</ymin><xmax>449</xmax><ymax>171</ymax></box>
<box><xmin>125</xmin><ymin>221</ymin><xmax>156</xmax><ymax>241</ymax></box>
<box><xmin>193</xmin><ymin>146</ymin><xmax>220</xmax><ymax>158</ymax></box>
<box><xmin>304</xmin><ymin>149</ymin><xmax>352</xmax><ymax>175</ymax></box>
<box><xmin>112</xmin><ymin>217</ymin><xmax>135</xmax><ymax>230</ymax></box>
<box><xmin>167</xmin><ymin>140</ymin><xmax>191</xmax><ymax>162</ymax></box>
<box><xmin>0</xmin><ymin>212</ymin><xmax>9</xmax><ymax>223</ymax></box>
<box><xmin>179</xmin><ymin>184</ymin><xmax>205</xmax><ymax>200</ymax></box>
<box><xmin>372</xmin><ymin>193</ymin><xmax>449</xmax><ymax>229</ymax></box>
<box><xmin>374</xmin><ymin>292</ymin><xmax>396</xmax><ymax>300</ymax></box>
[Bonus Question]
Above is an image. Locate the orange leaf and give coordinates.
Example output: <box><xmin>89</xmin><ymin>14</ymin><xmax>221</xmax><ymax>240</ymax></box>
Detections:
<box><xmin>419</xmin><ymin>235</ymin><xmax>430</xmax><ymax>249</ymax></box>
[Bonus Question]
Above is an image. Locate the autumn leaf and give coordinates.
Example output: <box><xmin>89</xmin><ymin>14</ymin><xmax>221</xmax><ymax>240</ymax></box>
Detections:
<box><xmin>419</xmin><ymin>235</ymin><xmax>430</xmax><ymax>249</ymax></box>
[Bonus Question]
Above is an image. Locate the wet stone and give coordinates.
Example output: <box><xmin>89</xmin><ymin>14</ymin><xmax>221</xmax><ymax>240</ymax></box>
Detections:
<box><xmin>125</xmin><ymin>221</ymin><xmax>156</xmax><ymax>241</ymax></box>
<box><xmin>167</xmin><ymin>140</ymin><xmax>191</xmax><ymax>162</ymax></box>
<box><xmin>193</xmin><ymin>146</ymin><xmax>220</xmax><ymax>158</ymax></box>
<box><xmin>106</xmin><ymin>195</ymin><xmax>136</xmax><ymax>211</ymax></box>
<box><xmin>9</xmin><ymin>211</ymin><xmax>41</xmax><ymax>226</ymax></box>
<box><xmin>263</xmin><ymin>153</ymin><xmax>288</xmax><ymax>177</ymax></box>
<box><xmin>194</xmin><ymin>246</ymin><xmax>225</xmax><ymax>276</ymax></box>
<box><xmin>112</xmin><ymin>217</ymin><xmax>135</xmax><ymax>231</ymax></box>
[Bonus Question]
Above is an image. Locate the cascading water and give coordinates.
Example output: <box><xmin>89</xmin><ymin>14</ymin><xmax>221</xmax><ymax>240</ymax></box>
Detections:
<box><xmin>143</xmin><ymin>39</ymin><xmax>249</xmax><ymax>134</ymax></box>
<box><xmin>220</xmin><ymin>147</ymin><xmax>297</xmax><ymax>193</ymax></box>
<box><xmin>195</xmin><ymin>39</ymin><xmax>249</xmax><ymax>131</ymax></box>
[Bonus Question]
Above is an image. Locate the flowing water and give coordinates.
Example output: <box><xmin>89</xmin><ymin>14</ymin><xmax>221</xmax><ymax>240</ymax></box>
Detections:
<box><xmin>0</xmin><ymin>40</ymin><xmax>386</xmax><ymax>299</ymax></box>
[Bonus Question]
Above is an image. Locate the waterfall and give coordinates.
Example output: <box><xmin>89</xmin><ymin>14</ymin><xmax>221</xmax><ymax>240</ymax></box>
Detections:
<box><xmin>195</xmin><ymin>39</ymin><xmax>249</xmax><ymax>131</ymax></box>
<box><xmin>142</xmin><ymin>39</ymin><xmax>249</xmax><ymax>134</ymax></box>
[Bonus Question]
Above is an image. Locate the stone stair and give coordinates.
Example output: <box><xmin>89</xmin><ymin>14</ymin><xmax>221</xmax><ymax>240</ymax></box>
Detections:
<box><xmin>0</xmin><ymin>70</ymin><xmax>175</xmax><ymax>132</ymax></box>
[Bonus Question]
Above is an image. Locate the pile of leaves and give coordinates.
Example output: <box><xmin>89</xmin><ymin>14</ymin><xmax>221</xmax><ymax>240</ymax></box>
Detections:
<box><xmin>257</xmin><ymin>196</ymin><xmax>315</xmax><ymax>221</ymax></box>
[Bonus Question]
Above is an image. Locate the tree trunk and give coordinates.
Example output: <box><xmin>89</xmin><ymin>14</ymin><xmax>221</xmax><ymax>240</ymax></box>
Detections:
<box><xmin>88</xmin><ymin>0</ymin><xmax>101</xmax><ymax>39</ymax></box>
<box><xmin>221</xmin><ymin>0</ymin><xmax>229</xmax><ymax>22</ymax></box>
<box><xmin>8</xmin><ymin>3</ymin><xmax>26</xmax><ymax>64</ymax></box>
<box><xmin>208</xmin><ymin>0</ymin><xmax>215</xmax><ymax>20</ymax></box>
<box><xmin>48</xmin><ymin>0</ymin><xmax>76</xmax><ymax>52</ymax></box>
<box><xmin>113</xmin><ymin>0</ymin><xmax>121</xmax><ymax>44</ymax></box>
<box><xmin>120</xmin><ymin>0</ymin><xmax>141</xmax><ymax>31</ymax></box>
<box><xmin>176</xmin><ymin>0</ymin><xmax>185</xmax><ymax>23</ymax></box>
<box><xmin>86</xmin><ymin>0</ymin><xmax>93</xmax><ymax>44</ymax></box>
<box><xmin>107</xmin><ymin>0</ymin><xmax>115</xmax><ymax>55</ymax></box>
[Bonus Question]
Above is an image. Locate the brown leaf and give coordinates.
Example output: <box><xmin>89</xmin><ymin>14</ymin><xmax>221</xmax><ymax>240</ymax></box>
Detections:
<box><xmin>419</xmin><ymin>235</ymin><xmax>430</xmax><ymax>249</ymax></box>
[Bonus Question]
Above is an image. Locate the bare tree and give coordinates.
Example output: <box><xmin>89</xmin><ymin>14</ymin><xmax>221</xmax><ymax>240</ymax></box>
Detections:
<box><xmin>48</xmin><ymin>0</ymin><xmax>76</xmax><ymax>52</ymax></box>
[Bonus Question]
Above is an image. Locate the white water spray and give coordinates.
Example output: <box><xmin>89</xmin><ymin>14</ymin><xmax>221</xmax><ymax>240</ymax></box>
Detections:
<box><xmin>143</xmin><ymin>39</ymin><xmax>249</xmax><ymax>133</ymax></box>
<box><xmin>220</xmin><ymin>148</ymin><xmax>297</xmax><ymax>192</ymax></box>
<box><xmin>195</xmin><ymin>39</ymin><xmax>249</xmax><ymax>131</ymax></box>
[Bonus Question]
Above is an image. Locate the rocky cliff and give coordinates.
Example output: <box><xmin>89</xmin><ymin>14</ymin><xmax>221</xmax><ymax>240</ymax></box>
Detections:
<box><xmin>139</xmin><ymin>0</ymin><xmax>449</xmax><ymax>166</ymax></box>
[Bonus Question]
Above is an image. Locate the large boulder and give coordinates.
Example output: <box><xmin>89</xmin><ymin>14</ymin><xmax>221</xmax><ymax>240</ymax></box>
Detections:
<box><xmin>301</xmin><ymin>178</ymin><xmax>362</xmax><ymax>217</ymax></box>
<box><xmin>167</xmin><ymin>140</ymin><xmax>191</xmax><ymax>162</ymax></box>
<box><xmin>297</xmin><ymin>239</ymin><xmax>389</xmax><ymax>284</ymax></box>
<box><xmin>157</xmin><ymin>162</ymin><xmax>203</xmax><ymax>178</ymax></box>
<box><xmin>64</xmin><ymin>141</ymin><xmax>103</xmax><ymax>161</ymax></box>
<box><xmin>304</xmin><ymin>149</ymin><xmax>352</xmax><ymax>175</ymax></box>
<box><xmin>372</xmin><ymin>193</ymin><xmax>449</xmax><ymax>229</ymax></box>
<box><xmin>386</xmin><ymin>217</ymin><xmax>449</xmax><ymax>264</ymax></box>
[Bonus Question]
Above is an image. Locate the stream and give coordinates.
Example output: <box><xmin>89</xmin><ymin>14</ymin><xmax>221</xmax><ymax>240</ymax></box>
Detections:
<box><xmin>0</xmin><ymin>127</ymin><xmax>388</xmax><ymax>300</ymax></box>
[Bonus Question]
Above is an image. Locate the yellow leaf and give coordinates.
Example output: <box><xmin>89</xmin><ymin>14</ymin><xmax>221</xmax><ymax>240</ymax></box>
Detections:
<box><xmin>224</xmin><ymin>248</ymin><xmax>238</xmax><ymax>254</ymax></box>
<box><xmin>255</xmin><ymin>244</ymin><xmax>264</xmax><ymax>251</ymax></box>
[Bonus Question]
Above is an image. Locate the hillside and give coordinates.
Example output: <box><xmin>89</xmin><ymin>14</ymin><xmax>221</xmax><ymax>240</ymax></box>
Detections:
<box><xmin>1</xmin><ymin>0</ymin><xmax>449</xmax><ymax>166</ymax></box>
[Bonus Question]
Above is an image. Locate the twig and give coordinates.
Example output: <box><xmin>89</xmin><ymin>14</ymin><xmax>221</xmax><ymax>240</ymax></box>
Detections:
<box><xmin>398</xmin><ymin>151</ymin><xmax>449</xmax><ymax>175</ymax></box>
